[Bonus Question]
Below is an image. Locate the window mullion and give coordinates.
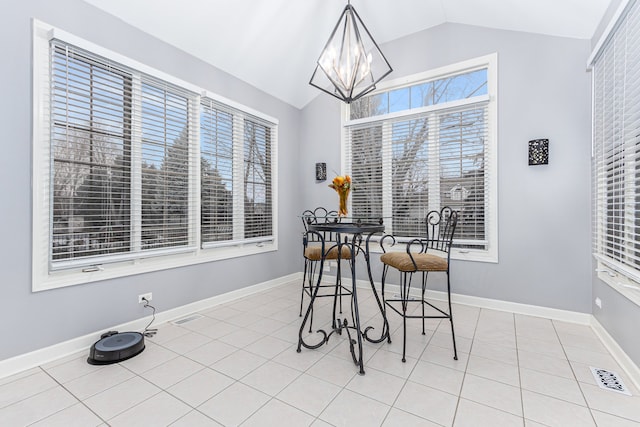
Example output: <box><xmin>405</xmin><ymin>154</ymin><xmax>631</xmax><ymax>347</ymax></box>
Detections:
<box><xmin>623</xmin><ymin>23</ymin><xmax>635</xmax><ymax>269</ymax></box>
<box><xmin>191</xmin><ymin>98</ymin><xmax>201</xmax><ymax>249</ymax></box>
<box><xmin>233</xmin><ymin>115</ymin><xmax>245</xmax><ymax>240</ymax></box>
<box><xmin>130</xmin><ymin>74</ymin><xmax>143</xmax><ymax>254</ymax></box>
<box><xmin>427</xmin><ymin>113</ymin><xmax>441</xmax><ymax>211</ymax></box>
<box><xmin>381</xmin><ymin>122</ymin><xmax>393</xmax><ymax>228</ymax></box>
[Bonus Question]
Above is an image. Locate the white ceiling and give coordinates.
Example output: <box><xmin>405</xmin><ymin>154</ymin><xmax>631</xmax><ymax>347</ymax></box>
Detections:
<box><xmin>83</xmin><ymin>0</ymin><xmax>611</xmax><ymax>109</ymax></box>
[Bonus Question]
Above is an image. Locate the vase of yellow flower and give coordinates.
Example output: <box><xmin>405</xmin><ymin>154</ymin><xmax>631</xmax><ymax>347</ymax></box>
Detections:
<box><xmin>329</xmin><ymin>175</ymin><xmax>351</xmax><ymax>216</ymax></box>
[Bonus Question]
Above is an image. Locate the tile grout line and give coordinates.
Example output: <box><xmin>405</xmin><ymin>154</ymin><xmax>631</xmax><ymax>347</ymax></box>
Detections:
<box><xmin>551</xmin><ymin>319</ymin><xmax>600</xmax><ymax>427</ymax></box>
<box><xmin>451</xmin><ymin>306</ymin><xmax>482</xmax><ymax>426</ymax></box>
<box><xmin>93</xmin><ymin>351</ymin><xmax>191</xmax><ymax>424</ymax></box>
<box><xmin>455</xmin><ymin>311</ymin><xmax>538</xmax><ymax>422</ymax></box>
<box><xmin>513</xmin><ymin>313</ymin><xmax>527</xmax><ymax>426</ymax></box>
<box><xmin>36</xmin><ymin>364</ymin><xmax>110</xmax><ymax>426</ymax></box>
<box><xmin>294</xmin><ymin>336</ymin><xmax>355</xmax><ymax>426</ymax></box>
<box><xmin>232</xmin><ymin>357</ymin><xmax>307</xmax><ymax>425</ymax></box>
<box><xmin>377</xmin><ymin>317</ymin><xmax>439</xmax><ymax>426</ymax></box>
<box><xmin>151</xmin><ymin>319</ymin><xmax>302</xmax><ymax>426</ymax></box>
<box><xmin>0</xmin><ymin>368</ymin><xmax>56</xmax><ymax>412</ymax></box>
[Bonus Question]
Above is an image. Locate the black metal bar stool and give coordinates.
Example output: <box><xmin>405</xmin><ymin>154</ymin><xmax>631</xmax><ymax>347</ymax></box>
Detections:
<box><xmin>300</xmin><ymin>207</ymin><xmax>352</xmax><ymax>330</ymax></box>
<box><xmin>380</xmin><ymin>206</ymin><xmax>458</xmax><ymax>362</ymax></box>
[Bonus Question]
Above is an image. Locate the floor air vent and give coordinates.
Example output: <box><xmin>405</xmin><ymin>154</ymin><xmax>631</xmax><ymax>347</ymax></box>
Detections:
<box><xmin>590</xmin><ymin>366</ymin><xmax>631</xmax><ymax>396</ymax></box>
<box><xmin>171</xmin><ymin>314</ymin><xmax>204</xmax><ymax>325</ymax></box>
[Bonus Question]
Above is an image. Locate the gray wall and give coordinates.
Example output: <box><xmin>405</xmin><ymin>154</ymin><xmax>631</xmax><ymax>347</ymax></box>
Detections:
<box><xmin>0</xmin><ymin>0</ymin><xmax>302</xmax><ymax>360</ymax></box>
<box><xmin>590</xmin><ymin>0</ymin><xmax>640</xmax><ymax>367</ymax></box>
<box><xmin>300</xmin><ymin>23</ymin><xmax>594</xmax><ymax>313</ymax></box>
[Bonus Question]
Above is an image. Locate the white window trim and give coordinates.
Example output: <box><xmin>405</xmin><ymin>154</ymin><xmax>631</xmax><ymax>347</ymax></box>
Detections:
<box><xmin>588</xmin><ymin>0</ymin><xmax>640</xmax><ymax>306</ymax></box>
<box><xmin>32</xmin><ymin>20</ymin><xmax>278</xmax><ymax>291</ymax></box>
<box><xmin>341</xmin><ymin>54</ymin><xmax>498</xmax><ymax>263</ymax></box>
<box><xmin>587</xmin><ymin>0</ymin><xmax>631</xmax><ymax>68</ymax></box>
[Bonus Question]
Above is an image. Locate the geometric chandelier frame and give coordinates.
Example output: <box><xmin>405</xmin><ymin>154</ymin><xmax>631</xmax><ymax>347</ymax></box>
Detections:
<box><xmin>309</xmin><ymin>1</ymin><xmax>392</xmax><ymax>103</ymax></box>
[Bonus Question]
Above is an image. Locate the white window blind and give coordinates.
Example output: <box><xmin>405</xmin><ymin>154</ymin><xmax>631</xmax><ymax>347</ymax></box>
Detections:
<box><xmin>200</xmin><ymin>98</ymin><xmax>275</xmax><ymax>248</ymax></box>
<box><xmin>243</xmin><ymin>118</ymin><xmax>273</xmax><ymax>239</ymax></box>
<box><xmin>140</xmin><ymin>78</ymin><xmax>195</xmax><ymax>251</ymax></box>
<box><xmin>49</xmin><ymin>40</ymin><xmax>197</xmax><ymax>269</ymax></box>
<box><xmin>200</xmin><ymin>101</ymin><xmax>234</xmax><ymax>243</ymax></box>
<box><xmin>344</xmin><ymin>59</ymin><xmax>495</xmax><ymax>257</ymax></box>
<box><xmin>439</xmin><ymin>106</ymin><xmax>488</xmax><ymax>245</ymax></box>
<box><xmin>593</xmin><ymin>0</ymin><xmax>640</xmax><ymax>283</ymax></box>
<box><xmin>50</xmin><ymin>42</ymin><xmax>133</xmax><ymax>263</ymax></box>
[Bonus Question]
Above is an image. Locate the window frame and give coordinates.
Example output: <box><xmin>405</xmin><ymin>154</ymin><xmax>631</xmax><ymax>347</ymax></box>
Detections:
<box><xmin>590</xmin><ymin>0</ymin><xmax>640</xmax><ymax>306</ymax></box>
<box><xmin>32</xmin><ymin>20</ymin><xmax>278</xmax><ymax>291</ymax></box>
<box><xmin>341</xmin><ymin>54</ymin><xmax>498</xmax><ymax>262</ymax></box>
<box><xmin>199</xmin><ymin>97</ymin><xmax>276</xmax><ymax>249</ymax></box>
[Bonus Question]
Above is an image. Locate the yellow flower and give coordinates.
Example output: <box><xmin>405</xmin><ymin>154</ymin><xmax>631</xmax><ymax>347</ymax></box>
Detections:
<box><xmin>329</xmin><ymin>174</ymin><xmax>351</xmax><ymax>191</ymax></box>
<box><xmin>329</xmin><ymin>175</ymin><xmax>351</xmax><ymax>216</ymax></box>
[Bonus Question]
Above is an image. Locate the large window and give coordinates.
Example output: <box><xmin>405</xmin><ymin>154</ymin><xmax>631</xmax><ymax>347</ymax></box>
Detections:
<box><xmin>50</xmin><ymin>43</ymin><xmax>135</xmax><ymax>262</ymax></box>
<box><xmin>592</xmin><ymin>0</ymin><xmax>640</xmax><ymax>295</ymax></box>
<box><xmin>343</xmin><ymin>55</ymin><xmax>497</xmax><ymax>261</ymax></box>
<box><xmin>200</xmin><ymin>100</ymin><xmax>274</xmax><ymax>246</ymax></box>
<box><xmin>50</xmin><ymin>42</ymin><xmax>197</xmax><ymax>267</ymax></box>
<box><xmin>33</xmin><ymin>22</ymin><xmax>277</xmax><ymax>290</ymax></box>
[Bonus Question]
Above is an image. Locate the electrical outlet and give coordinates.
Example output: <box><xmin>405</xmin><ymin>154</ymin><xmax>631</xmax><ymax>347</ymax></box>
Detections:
<box><xmin>138</xmin><ymin>292</ymin><xmax>152</xmax><ymax>304</ymax></box>
<box><xmin>595</xmin><ymin>297</ymin><xmax>602</xmax><ymax>309</ymax></box>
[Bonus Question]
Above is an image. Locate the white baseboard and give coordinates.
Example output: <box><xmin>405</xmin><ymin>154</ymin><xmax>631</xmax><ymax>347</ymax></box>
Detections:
<box><xmin>350</xmin><ymin>278</ymin><xmax>592</xmax><ymax>324</ymax></box>
<box><xmin>432</xmin><ymin>288</ymin><xmax>592</xmax><ymax>324</ymax></box>
<box><xmin>590</xmin><ymin>317</ymin><xmax>640</xmax><ymax>391</ymax></box>
<box><xmin>0</xmin><ymin>273</ymin><xmax>299</xmax><ymax>380</ymax></box>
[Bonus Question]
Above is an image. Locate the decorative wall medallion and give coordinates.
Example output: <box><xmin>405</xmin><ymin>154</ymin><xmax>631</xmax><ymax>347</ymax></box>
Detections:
<box><xmin>528</xmin><ymin>139</ymin><xmax>549</xmax><ymax>165</ymax></box>
<box><xmin>316</xmin><ymin>162</ymin><xmax>327</xmax><ymax>181</ymax></box>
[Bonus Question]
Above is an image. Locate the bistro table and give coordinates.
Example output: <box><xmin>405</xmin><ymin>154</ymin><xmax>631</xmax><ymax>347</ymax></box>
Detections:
<box><xmin>297</xmin><ymin>217</ymin><xmax>391</xmax><ymax>375</ymax></box>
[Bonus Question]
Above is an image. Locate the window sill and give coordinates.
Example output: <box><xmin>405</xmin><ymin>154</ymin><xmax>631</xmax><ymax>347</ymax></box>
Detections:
<box><xmin>594</xmin><ymin>255</ymin><xmax>640</xmax><ymax>308</ymax></box>
<box><xmin>597</xmin><ymin>275</ymin><xmax>640</xmax><ymax>308</ymax></box>
<box><xmin>452</xmin><ymin>249</ymin><xmax>498</xmax><ymax>264</ymax></box>
<box><xmin>33</xmin><ymin>241</ymin><xmax>277</xmax><ymax>292</ymax></box>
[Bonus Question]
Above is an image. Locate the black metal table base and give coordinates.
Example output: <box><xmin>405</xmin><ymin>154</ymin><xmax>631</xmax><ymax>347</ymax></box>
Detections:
<box><xmin>296</xmin><ymin>223</ymin><xmax>390</xmax><ymax>375</ymax></box>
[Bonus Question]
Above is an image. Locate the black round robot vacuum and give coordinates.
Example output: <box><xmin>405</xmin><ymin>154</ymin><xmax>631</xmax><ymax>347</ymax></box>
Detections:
<box><xmin>87</xmin><ymin>331</ymin><xmax>145</xmax><ymax>365</ymax></box>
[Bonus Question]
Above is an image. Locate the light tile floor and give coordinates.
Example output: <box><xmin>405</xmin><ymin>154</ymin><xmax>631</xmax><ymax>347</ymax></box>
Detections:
<box><xmin>1</xmin><ymin>280</ymin><xmax>640</xmax><ymax>426</ymax></box>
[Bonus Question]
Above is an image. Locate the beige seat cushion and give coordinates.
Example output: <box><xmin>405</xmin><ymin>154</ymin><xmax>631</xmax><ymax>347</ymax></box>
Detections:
<box><xmin>304</xmin><ymin>244</ymin><xmax>352</xmax><ymax>261</ymax></box>
<box><xmin>380</xmin><ymin>252</ymin><xmax>448</xmax><ymax>272</ymax></box>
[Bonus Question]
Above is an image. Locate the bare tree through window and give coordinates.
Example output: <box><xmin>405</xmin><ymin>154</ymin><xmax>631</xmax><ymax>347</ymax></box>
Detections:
<box><xmin>51</xmin><ymin>46</ymin><xmax>132</xmax><ymax>260</ymax></box>
<box><xmin>244</xmin><ymin>120</ymin><xmax>272</xmax><ymax>238</ymax></box>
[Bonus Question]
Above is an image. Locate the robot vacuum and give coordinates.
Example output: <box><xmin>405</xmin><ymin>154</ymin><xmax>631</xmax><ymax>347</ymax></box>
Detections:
<box><xmin>87</xmin><ymin>331</ymin><xmax>145</xmax><ymax>365</ymax></box>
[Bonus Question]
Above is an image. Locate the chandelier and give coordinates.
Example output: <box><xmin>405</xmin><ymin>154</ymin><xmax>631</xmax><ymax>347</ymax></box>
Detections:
<box><xmin>309</xmin><ymin>1</ymin><xmax>392</xmax><ymax>103</ymax></box>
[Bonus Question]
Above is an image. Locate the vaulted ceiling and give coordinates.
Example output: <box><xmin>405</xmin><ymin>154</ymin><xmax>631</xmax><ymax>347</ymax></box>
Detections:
<box><xmin>83</xmin><ymin>0</ymin><xmax>612</xmax><ymax>109</ymax></box>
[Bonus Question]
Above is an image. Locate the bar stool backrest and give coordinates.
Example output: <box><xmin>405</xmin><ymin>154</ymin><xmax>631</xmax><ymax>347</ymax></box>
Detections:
<box><xmin>423</xmin><ymin>207</ymin><xmax>458</xmax><ymax>260</ymax></box>
<box><xmin>301</xmin><ymin>207</ymin><xmax>341</xmax><ymax>245</ymax></box>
